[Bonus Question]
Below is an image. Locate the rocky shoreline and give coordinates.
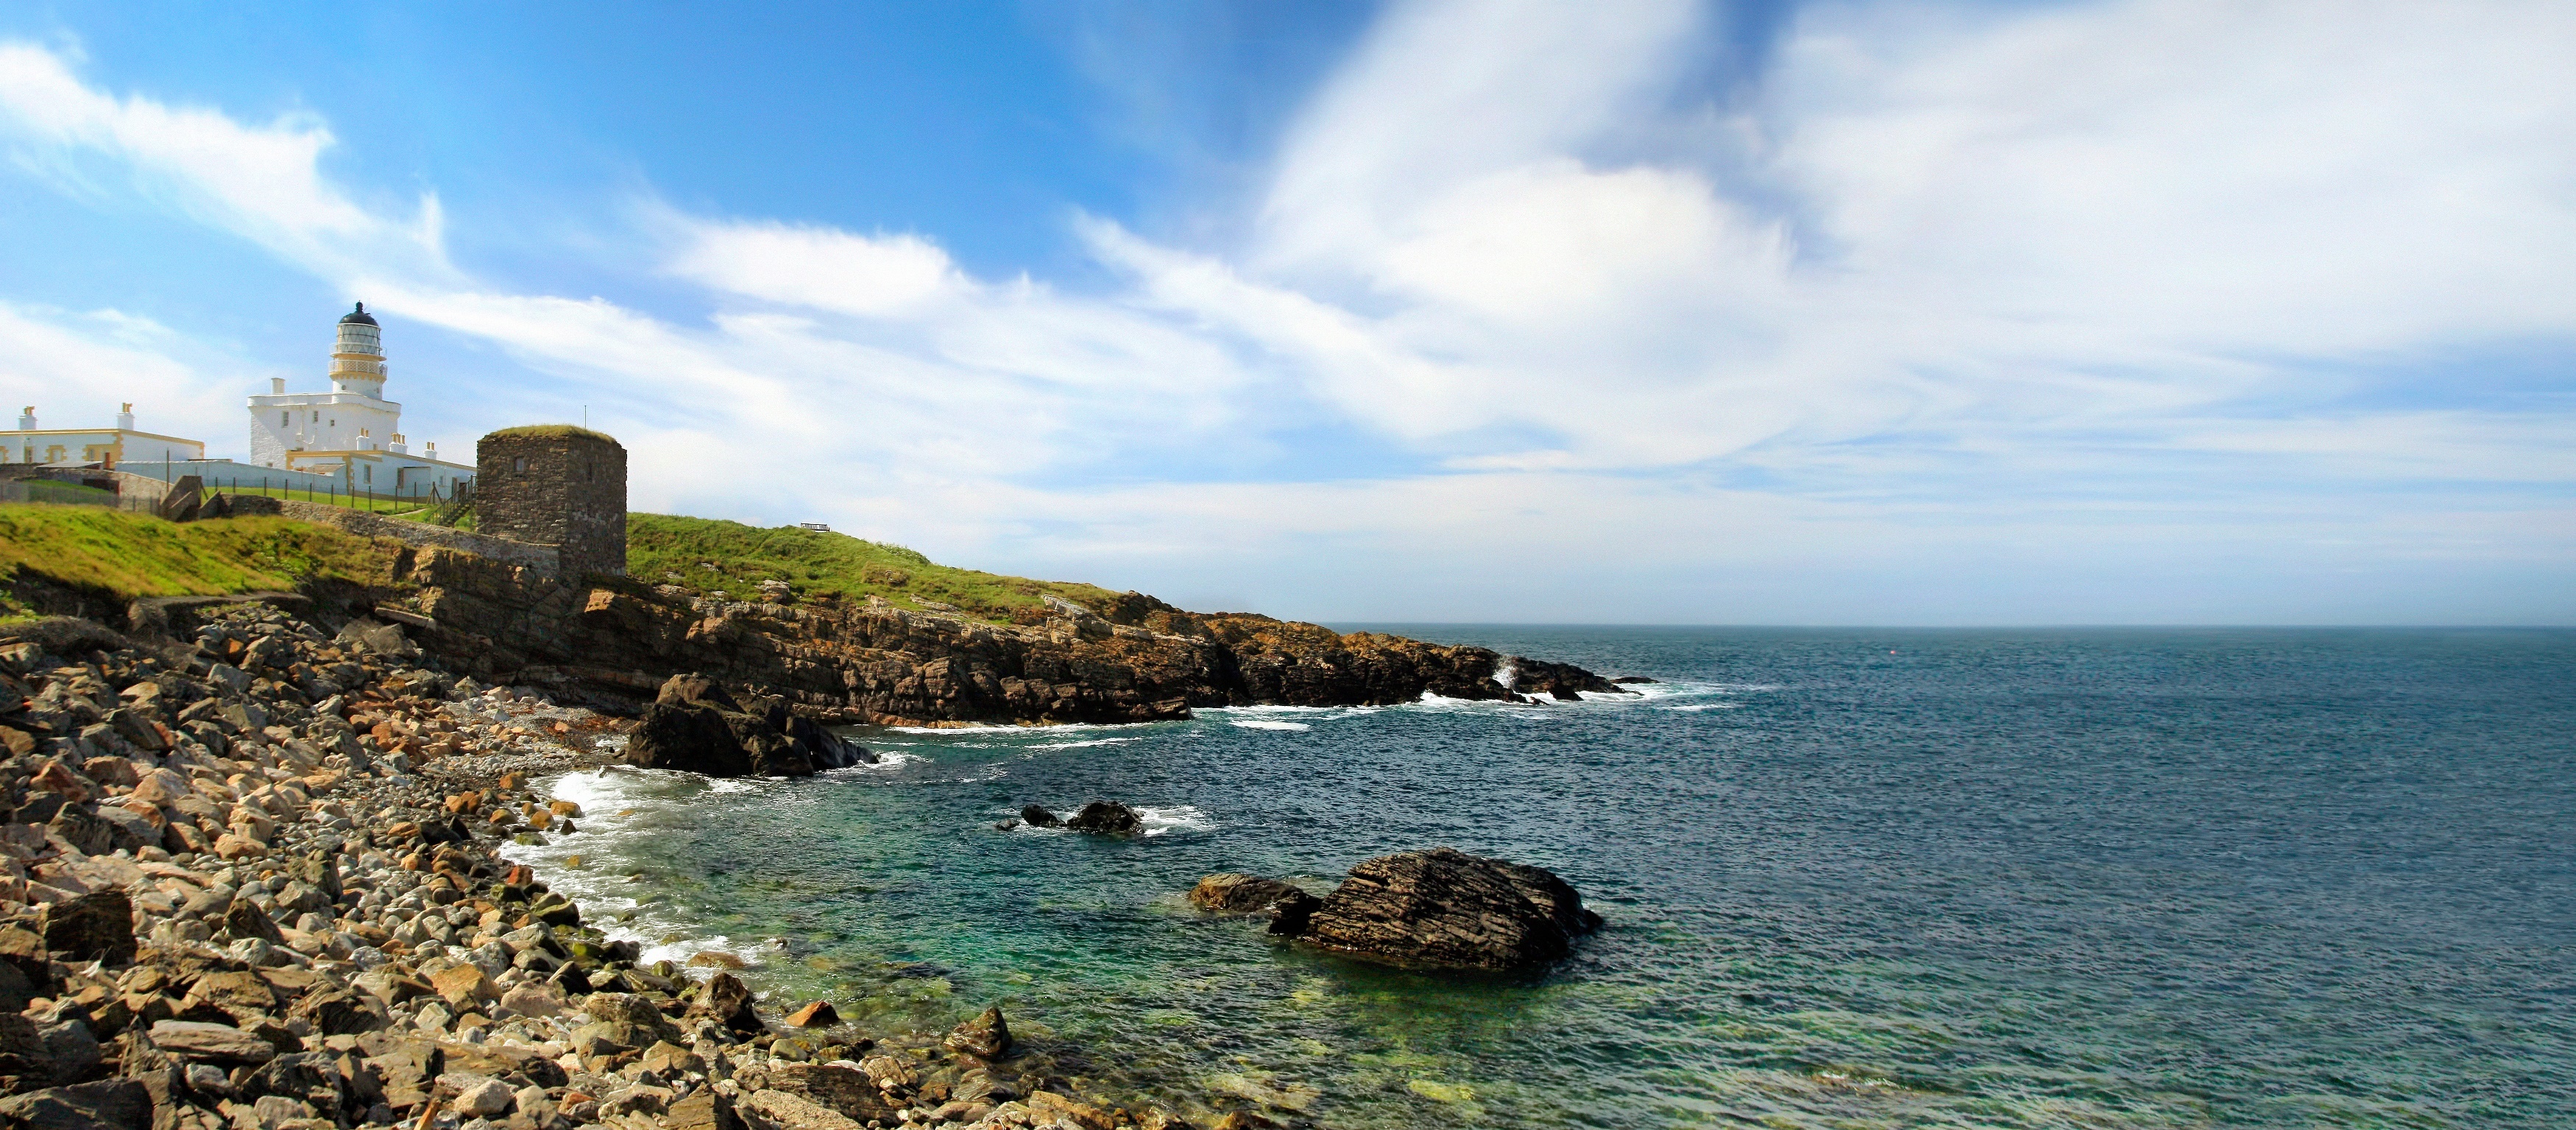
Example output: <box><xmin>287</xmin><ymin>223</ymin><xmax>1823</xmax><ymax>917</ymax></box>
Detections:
<box><xmin>0</xmin><ymin>605</ymin><xmax>1263</xmax><ymax>1130</ymax></box>
<box><xmin>373</xmin><ymin>547</ymin><xmax>1626</xmax><ymax>727</ymax></box>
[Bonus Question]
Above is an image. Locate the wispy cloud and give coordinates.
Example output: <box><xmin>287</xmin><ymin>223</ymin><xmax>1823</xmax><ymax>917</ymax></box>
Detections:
<box><xmin>0</xmin><ymin>42</ymin><xmax>449</xmax><ymax>285</ymax></box>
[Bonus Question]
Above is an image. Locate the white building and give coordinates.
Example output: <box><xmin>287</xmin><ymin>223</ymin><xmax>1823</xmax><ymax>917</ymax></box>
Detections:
<box><xmin>0</xmin><ymin>403</ymin><xmax>205</xmax><ymax>468</ymax></box>
<box><xmin>247</xmin><ymin>303</ymin><xmax>474</xmax><ymax>496</ymax></box>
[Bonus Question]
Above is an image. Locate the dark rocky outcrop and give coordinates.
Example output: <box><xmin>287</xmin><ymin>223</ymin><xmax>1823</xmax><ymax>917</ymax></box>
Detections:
<box><xmin>1275</xmin><ymin>847</ymin><xmax>1602</xmax><ymax>972</ymax></box>
<box><xmin>624</xmin><ymin>674</ymin><xmax>873</xmax><ymax>779</ymax></box>
<box><xmin>383</xmin><ymin>547</ymin><xmax>1623</xmax><ymax>726</ymax></box>
<box><xmin>1062</xmin><ymin>802</ymin><xmax>1141</xmax><ymax>836</ymax></box>
<box><xmin>1018</xmin><ymin>805</ymin><xmax>1060</xmax><ymax>828</ymax></box>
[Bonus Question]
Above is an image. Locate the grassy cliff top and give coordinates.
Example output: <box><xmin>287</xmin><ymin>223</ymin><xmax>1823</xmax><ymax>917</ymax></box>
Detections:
<box><xmin>483</xmin><ymin>424</ymin><xmax>619</xmax><ymax>444</ymax></box>
<box><xmin>0</xmin><ymin>505</ymin><xmax>397</xmax><ymax>619</ymax></box>
<box><xmin>628</xmin><ymin>513</ymin><xmax>1125</xmax><ymax>623</ymax></box>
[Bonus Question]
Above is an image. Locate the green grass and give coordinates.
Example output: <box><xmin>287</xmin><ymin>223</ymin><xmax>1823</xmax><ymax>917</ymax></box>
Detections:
<box><xmin>0</xmin><ymin>505</ymin><xmax>399</xmax><ymax>619</ymax></box>
<box><xmin>197</xmin><ymin>482</ymin><xmax>447</xmax><ymax>518</ymax></box>
<box><xmin>627</xmin><ymin>513</ymin><xmax>1125</xmax><ymax>622</ymax></box>
<box><xmin>486</xmin><ymin>424</ymin><xmax>618</xmax><ymax>444</ymax></box>
<box><xmin>17</xmin><ymin>481</ymin><xmax>118</xmax><ymax>506</ymax></box>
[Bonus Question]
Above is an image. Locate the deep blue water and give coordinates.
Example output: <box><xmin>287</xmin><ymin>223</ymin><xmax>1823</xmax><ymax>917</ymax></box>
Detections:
<box><xmin>507</xmin><ymin>627</ymin><xmax>2576</xmax><ymax>1128</ymax></box>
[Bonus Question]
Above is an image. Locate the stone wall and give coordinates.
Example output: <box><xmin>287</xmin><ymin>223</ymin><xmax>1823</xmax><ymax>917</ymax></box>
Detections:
<box><xmin>476</xmin><ymin>428</ymin><xmax>627</xmax><ymax>579</ymax></box>
<box><xmin>227</xmin><ymin>496</ymin><xmax>563</xmax><ymax>575</ymax></box>
<box><xmin>1</xmin><ymin>466</ymin><xmax>199</xmax><ymax>518</ymax></box>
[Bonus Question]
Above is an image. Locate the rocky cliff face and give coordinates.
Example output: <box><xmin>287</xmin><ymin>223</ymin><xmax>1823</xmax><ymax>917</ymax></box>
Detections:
<box><xmin>389</xmin><ymin>548</ymin><xmax>1622</xmax><ymax>725</ymax></box>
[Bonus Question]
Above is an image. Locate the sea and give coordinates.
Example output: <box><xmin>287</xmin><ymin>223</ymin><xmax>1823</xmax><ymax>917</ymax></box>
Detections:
<box><xmin>499</xmin><ymin>627</ymin><xmax>2575</xmax><ymax>1128</ymax></box>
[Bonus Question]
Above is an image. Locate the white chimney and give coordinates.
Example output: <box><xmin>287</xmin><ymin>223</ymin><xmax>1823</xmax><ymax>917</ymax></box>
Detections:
<box><xmin>389</xmin><ymin>432</ymin><xmax>408</xmax><ymax>454</ymax></box>
<box><xmin>116</xmin><ymin>403</ymin><xmax>135</xmax><ymax>431</ymax></box>
<box><xmin>15</xmin><ymin>406</ymin><xmax>32</xmax><ymax>431</ymax></box>
<box><xmin>270</xmin><ymin>378</ymin><xmax>287</xmax><ymax>395</ymax></box>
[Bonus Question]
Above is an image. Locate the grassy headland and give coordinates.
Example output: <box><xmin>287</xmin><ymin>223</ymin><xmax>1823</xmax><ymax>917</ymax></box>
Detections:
<box><xmin>0</xmin><ymin>504</ymin><xmax>396</xmax><ymax>619</ymax></box>
<box><xmin>0</xmin><ymin>504</ymin><xmax>1133</xmax><ymax>628</ymax></box>
<box><xmin>627</xmin><ymin>513</ymin><xmax>1125</xmax><ymax>624</ymax></box>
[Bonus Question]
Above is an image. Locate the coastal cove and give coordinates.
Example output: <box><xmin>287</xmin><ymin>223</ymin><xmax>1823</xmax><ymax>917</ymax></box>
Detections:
<box><xmin>500</xmin><ymin>626</ymin><xmax>2576</xmax><ymax>1129</ymax></box>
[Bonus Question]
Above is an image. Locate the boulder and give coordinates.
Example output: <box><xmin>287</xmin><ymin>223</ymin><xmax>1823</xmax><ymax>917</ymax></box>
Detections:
<box><xmin>448</xmin><ymin>1076</ymin><xmax>515</xmax><ymax>1119</ymax></box>
<box><xmin>664</xmin><ymin>1089</ymin><xmax>741</xmax><ymax>1130</ymax></box>
<box><xmin>1018</xmin><ymin>805</ymin><xmax>1059</xmax><ymax>828</ymax></box>
<box><xmin>941</xmin><ymin>1006</ymin><xmax>1012</xmax><ymax>1060</ymax></box>
<box><xmin>737</xmin><ymin>1089</ymin><xmax>863</xmax><ymax>1130</ymax></box>
<box><xmin>656</xmin><ymin>673</ymin><xmax>740</xmax><ymax>712</ymax></box>
<box><xmin>1284</xmin><ymin>847</ymin><xmax>1602</xmax><ymax>972</ymax></box>
<box><xmin>220</xmin><ymin>899</ymin><xmax>284</xmax><ymax>946</ymax></box>
<box><xmin>0</xmin><ymin>1014</ymin><xmax>50</xmax><ymax>1081</ymax></box>
<box><xmin>40</xmin><ymin>888</ymin><xmax>135</xmax><ymax>965</ymax></box>
<box><xmin>1188</xmin><ymin>874</ymin><xmax>1306</xmax><ymax>914</ymax></box>
<box><xmin>1266</xmin><ymin>890</ymin><xmax>1322</xmax><ymax>936</ymax></box>
<box><xmin>1063</xmin><ymin>802</ymin><xmax>1141</xmax><ymax>836</ymax></box>
<box><xmin>626</xmin><ymin>702</ymin><xmax>751</xmax><ymax>778</ymax></box>
<box><xmin>784</xmin><ymin>715</ymin><xmax>876</xmax><ymax>769</ymax></box>
<box><xmin>781</xmin><ymin>1000</ymin><xmax>837</xmax><ymax>1028</ymax></box>
<box><xmin>692</xmin><ymin>973</ymin><xmax>762</xmax><ymax>1034</ymax></box>
<box><xmin>286</xmin><ymin>989</ymin><xmax>382</xmax><ymax>1035</ymax></box>
<box><xmin>627</xmin><ymin>676</ymin><xmax>824</xmax><ymax>779</ymax></box>
<box><xmin>732</xmin><ymin>1064</ymin><xmax>900</xmax><ymax>1126</ymax></box>
<box><xmin>578</xmin><ymin>993</ymin><xmax>683</xmax><ymax>1048</ymax></box>
<box><xmin>144</xmin><ymin>1022</ymin><xmax>275</xmax><ymax>1066</ymax></box>
<box><xmin>0</xmin><ymin>1078</ymin><xmax>152</xmax><ymax>1130</ymax></box>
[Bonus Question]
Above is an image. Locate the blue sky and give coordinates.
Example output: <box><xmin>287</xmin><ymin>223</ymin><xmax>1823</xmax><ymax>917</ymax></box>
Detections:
<box><xmin>0</xmin><ymin>0</ymin><xmax>2569</xmax><ymax>624</ymax></box>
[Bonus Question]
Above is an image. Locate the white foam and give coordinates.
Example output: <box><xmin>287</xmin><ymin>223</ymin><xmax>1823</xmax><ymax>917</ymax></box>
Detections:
<box><xmin>880</xmin><ymin>718</ymin><xmax>1143</xmax><ymax>735</ymax></box>
<box><xmin>1027</xmin><ymin>737</ymin><xmax>1143</xmax><ymax>750</ymax></box>
<box><xmin>1135</xmin><ymin>805</ymin><xmax>1215</xmax><ymax>836</ymax></box>
<box><xmin>1229</xmin><ymin>719</ymin><xmax>1311</xmax><ymax>732</ymax></box>
<box><xmin>1656</xmin><ymin>702</ymin><xmax>1744</xmax><ymax>712</ymax></box>
<box><xmin>816</xmin><ymin>749</ymin><xmax>921</xmax><ymax>777</ymax></box>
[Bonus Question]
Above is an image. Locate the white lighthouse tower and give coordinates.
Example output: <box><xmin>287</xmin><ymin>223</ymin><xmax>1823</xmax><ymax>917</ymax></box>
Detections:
<box><xmin>243</xmin><ymin>303</ymin><xmax>474</xmax><ymax>495</ymax></box>
<box><xmin>329</xmin><ymin>302</ymin><xmax>388</xmax><ymax>398</ymax></box>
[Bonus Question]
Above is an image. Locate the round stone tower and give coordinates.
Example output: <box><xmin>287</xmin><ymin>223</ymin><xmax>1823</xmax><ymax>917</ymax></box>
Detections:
<box><xmin>330</xmin><ymin>303</ymin><xmax>387</xmax><ymax>398</ymax></box>
<box><xmin>477</xmin><ymin>425</ymin><xmax>628</xmax><ymax>579</ymax></box>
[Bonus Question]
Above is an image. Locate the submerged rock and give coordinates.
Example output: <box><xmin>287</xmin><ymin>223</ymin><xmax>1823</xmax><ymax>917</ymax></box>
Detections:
<box><xmin>1280</xmin><ymin>847</ymin><xmax>1602</xmax><ymax>972</ymax></box>
<box><xmin>942</xmin><ymin>1006</ymin><xmax>1013</xmax><ymax>1060</ymax></box>
<box><xmin>1064</xmin><ymin>801</ymin><xmax>1142</xmax><ymax>836</ymax></box>
<box><xmin>1188</xmin><ymin>873</ymin><xmax>1307</xmax><ymax>914</ymax></box>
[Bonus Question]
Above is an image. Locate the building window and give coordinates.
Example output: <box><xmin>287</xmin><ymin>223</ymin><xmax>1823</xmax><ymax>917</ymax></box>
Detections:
<box><xmin>513</xmin><ymin>457</ymin><xmax>527</xmax><ymax>472</ymax></box>
<box><xmin>280</xmin><ymin>412</ymin><xmax>289</xmax><ymax>427</ymax></box>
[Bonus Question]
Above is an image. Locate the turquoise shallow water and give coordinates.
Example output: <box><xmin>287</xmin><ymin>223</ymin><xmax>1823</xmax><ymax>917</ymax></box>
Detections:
<box><xmin>503</xmin><ymin>627</ymin><xmax>2576</xmax><ymax>1127</ymax></box>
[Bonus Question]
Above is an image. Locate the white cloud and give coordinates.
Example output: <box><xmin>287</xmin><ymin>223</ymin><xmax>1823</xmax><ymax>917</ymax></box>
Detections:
<box><xmin>1</xmin><ymin>2</ymin><xmax>2571</xmax><ymax>624</ymax></box>
<box><xmin>0</xmin><ymin>43</ymin><xmax>448</xmax><ymax>285</ymax></box>
<box><xmin>0</xmin><ymin>302</ymin><xmax>247</xmax><ymax>440</ymax></box>
<box><xmin>668</xmin><ymin>222</ymin><xmax>962</xmax><ymax>317</ymax></box>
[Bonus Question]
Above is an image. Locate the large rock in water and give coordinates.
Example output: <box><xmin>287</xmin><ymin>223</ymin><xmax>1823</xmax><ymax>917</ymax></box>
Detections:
<box><xmin>1064</xmin><ymin>801</ymin><xmax>1142</xmax><ymax>835</ymax></box>
<box><xmin>627</xmin><ymin>674</ymin><xmax>868</xmax><ymax>778</ymax></box>
<box><xmin>1281</xmin><ymin>847</ymin><xmax>1602</xmax><ymax>972</ymax></box>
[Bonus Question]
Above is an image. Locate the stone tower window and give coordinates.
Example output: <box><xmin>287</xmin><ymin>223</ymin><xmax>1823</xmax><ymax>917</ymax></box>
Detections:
<box><xmin>514</xmin><ymin>457</ymin><xmax>528</xmax><ymax>472</ymax></box>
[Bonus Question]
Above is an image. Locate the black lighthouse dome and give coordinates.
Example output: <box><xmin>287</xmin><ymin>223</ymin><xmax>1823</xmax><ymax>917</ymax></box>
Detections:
<box><xmin>339</xmin><ymin>302</ymin><xmax>378</xmax><ymax>327</ymax></box>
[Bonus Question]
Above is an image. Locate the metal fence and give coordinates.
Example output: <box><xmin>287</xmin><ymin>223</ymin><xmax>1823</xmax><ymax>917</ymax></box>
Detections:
<box><xmin>199</xmin><ymin>474</ymin><xmax>476</xmax><ymax>524</ymax></box>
